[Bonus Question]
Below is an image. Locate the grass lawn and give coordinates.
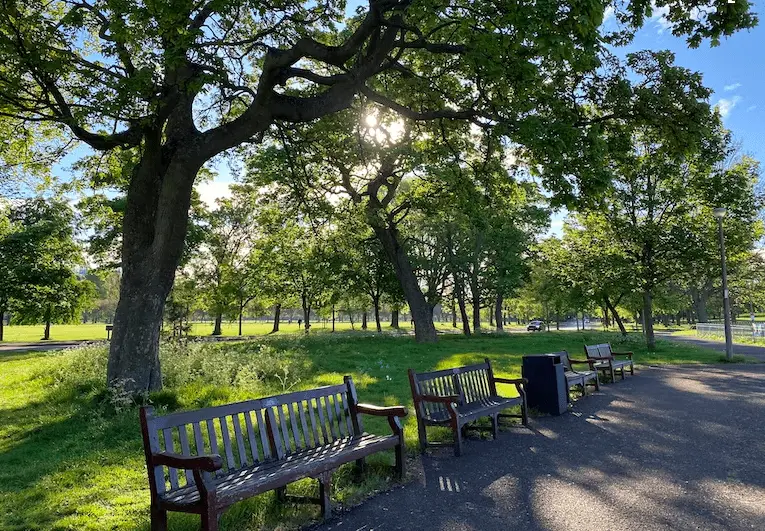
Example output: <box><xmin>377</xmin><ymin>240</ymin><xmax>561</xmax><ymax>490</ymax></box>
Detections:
<box><xmin>0</xmin><ymin>330</ymin><xmax>741</xmax><ymax>530</ymax></box>
<box><xmin>0</xmin><ymin>320</ymin><xmax>525</xmax><ymax>343</ymax></box>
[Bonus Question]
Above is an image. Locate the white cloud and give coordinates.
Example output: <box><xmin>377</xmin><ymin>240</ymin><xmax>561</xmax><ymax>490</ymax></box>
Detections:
<box><xmin>650</xmin><ymin>4</ymin><xmax>672</xmax><ymax>33</ymax></box>
<box><xmin>724</xmin><ymin>83</ymin><xmax>742</xmax><ymax>92</ymax></box>
<box><xmin>715</xmin><ymin>96</ymin><xmax>741</xmax><ymax>118</ymax></box>
<box><xmin>196</xmin><ymin>180</ymin><xmax>233</xmax><ymax>210</ymax></box>
<box><xmin>747</xmin><ymin>105</ymin><xmax>758</xmax><ymax>112</ymax></box>
<box><xmin>603</xmin><ymin>6</ymin><xmax>615</xmax><ymax>23</ymax></box>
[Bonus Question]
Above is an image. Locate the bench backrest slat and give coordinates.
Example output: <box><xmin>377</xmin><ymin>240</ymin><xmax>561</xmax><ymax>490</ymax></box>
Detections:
<box><xmin>585</xmin><ymin>343</ymin><xmax>613</xmax><ymax>360</ymax></box>
<box><xmin>141</xmin><ymin>378</ymin><xmax>364</xmax><ymax>498</ymax></box>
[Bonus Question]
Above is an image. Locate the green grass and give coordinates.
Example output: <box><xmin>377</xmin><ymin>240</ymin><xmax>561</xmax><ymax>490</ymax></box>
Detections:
<box><xmin>0</xmin><ymin>320</ymin><xmax>524</xmax><ymax>343</ymax></box>
<box><xmin>0</xmin><ymin>330</ymin><xmax>739</xmax><ymax>530</ymax></box>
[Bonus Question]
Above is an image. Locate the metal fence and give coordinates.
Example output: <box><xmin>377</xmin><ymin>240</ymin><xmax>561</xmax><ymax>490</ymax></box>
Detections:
<box><xmin>696</xmin><ymin>322</ymin><xmax>765</xmax><ymax>339</ymax></box>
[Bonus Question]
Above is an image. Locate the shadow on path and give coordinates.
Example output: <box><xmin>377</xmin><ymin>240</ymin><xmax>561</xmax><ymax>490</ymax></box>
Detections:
<box><xmin>320</xmin><ymin>365</ymin><xmax>765</xmax><ymax>531</ymax></box>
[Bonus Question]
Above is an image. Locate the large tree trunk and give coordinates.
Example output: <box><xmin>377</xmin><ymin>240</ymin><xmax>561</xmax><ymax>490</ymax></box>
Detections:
<box><xmin>238</xmin><ymin>304</ymin><xmax>244</xmax><ymax>336</ymax></box>
<box><xmin>212</xmin><ymin>313</ymin><xmax>223</xmax><ymax>335</ymax></box>
<box><xmin>361</xmin><ymin>311</ymin><xmax>368</xmax><ymax>330</ymax></box>
<box><xmin>272</xmin><ymin>303</ymin><xmax>281</xmax><ymax>333</ymax></box>
<box><xmin>0</xmin><ymin>303</ymin><xmax>4</xmax><ymax>341</ymax></box>
<box><xmin>452</xmin><ymin>298</ymin><xmax>457</xmax><ymax>328</ymax></box>
<box><xmin>643</xmin><ymin>289</ymin><xmax>655</xmax><ymax>349</ymax></box>
<box><xmin>372</xmin><ymin>295</ymin><xmax>382</xmax><ymax>332</ymax></box>
<box><xmin>302</xmin><ymin>296</ymin><xmax>311</xmax><ymax>334</ymax></box>
<box><xmin>390</xmin><ymin>309</ymin><xmax>399</xmax><ymax>328</ymax></box>
<box><xmin>107</xmin><ymin>136</ymin><xmax>199</xmax><ymax>393</ymax></box>
<box><xmin>495</xmin><ymin>294</ymin><xmax>504</xmax><ymax>331</ymax></box>
<box><xmin>456</xmin><ymin>281</ymin><xmax>471</xmax><ymax>336</ymax></box>
<box><xmin>471</xmin><ymin>279</ymin><xmax>481</xmax><ymax>334</ymax></box>
<box><xmin>370</xmin><ymin>223</ymin><xmax>436</xmax><ymax>342</ymax></box>
<box><xmin>605</xmin><ymin>296</ymin><xmax>627</xmax><ymax>336</ymax></box>
<box><xmin>692</xmin><ymin>284</ymin><xmax>710</xmax><ymax>323</ymax></box>
<box><xmin>43</xmin><ymin>306</ymin><xmax>51</xmax><ymax>340</ymax></box>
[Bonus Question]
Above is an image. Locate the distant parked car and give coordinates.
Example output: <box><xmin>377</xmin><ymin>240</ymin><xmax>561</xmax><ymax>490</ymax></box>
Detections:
<box><xmin>527</xmin><ymin>320</ymin><xmax>545</xmax><ymax>331</ymax></box>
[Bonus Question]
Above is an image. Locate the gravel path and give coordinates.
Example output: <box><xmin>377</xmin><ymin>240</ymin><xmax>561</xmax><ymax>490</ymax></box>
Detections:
<box><xmin>320</xmin><ymin>365</ymin><xmax>765</xmax><ymax>531</ymax></box>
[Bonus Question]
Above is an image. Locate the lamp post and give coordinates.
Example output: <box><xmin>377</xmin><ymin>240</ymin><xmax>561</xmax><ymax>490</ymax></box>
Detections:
<box><xmin>713</xmin><ymin>207</ymin><xmax>733</xmax><ymax>360</ymax></box>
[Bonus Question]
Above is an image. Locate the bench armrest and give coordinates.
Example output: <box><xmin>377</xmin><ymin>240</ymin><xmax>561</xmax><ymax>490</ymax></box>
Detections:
<box><xmin>569</xmin><ymin>358</ymin><xmax>596</xmax><ymax>368</ymax></box>
<box><xmin>153</xmin><ymin>452</ymin><xmax>223</xmax><ymax>472</ymax></box>
<box><xmin>357</xmin><ymin>403</ymin><xmax>408</xmax><ymax>435</ymax></box>
<box><xmin>493</xmin><ymin>377</ymin><xmax>528</xmax><ymax>386</ymax></box>
<box><xmin>356</xmin><ymin>403</ymin><xmax>408</xmax><ymax>418</ymax></box>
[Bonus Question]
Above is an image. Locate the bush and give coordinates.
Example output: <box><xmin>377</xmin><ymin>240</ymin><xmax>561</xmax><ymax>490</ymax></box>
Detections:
<box><xmin>41</xmin><ymin>339</ymin><xmax>313</xmax><ymax>410</ymax></box>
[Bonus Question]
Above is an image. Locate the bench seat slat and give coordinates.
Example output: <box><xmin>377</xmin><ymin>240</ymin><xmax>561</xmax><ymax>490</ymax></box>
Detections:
<box><xmin>159</xmin><ymin>433</ymin><xmax>399</xmax><ymax>510</ymax></box>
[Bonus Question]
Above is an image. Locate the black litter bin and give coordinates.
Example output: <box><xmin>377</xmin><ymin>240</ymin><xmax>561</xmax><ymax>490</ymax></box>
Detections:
<box><xmin>522</xmin><ymin>354</ymin><xmax>567</xmax><ymax>415</ymax></box>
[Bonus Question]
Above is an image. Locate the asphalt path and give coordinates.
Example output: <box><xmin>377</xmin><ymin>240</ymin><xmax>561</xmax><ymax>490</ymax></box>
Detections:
<box><xmin>657</xmin><ymin>331</ymin><xmax>765</xmax><ymax>362</ymax></box>
<box><xmin>318</xmin><ymin>364</ymin><xmax>765</xmax><ymax>531</ymax></box>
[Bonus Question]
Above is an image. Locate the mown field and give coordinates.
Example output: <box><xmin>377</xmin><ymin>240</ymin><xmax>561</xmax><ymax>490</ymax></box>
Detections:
<box><xmin>0</xmin><ymin>320</ymin><xmax>526</xmax><ymax>342</ymax></box>
<box><xmin>0</xmin><ymin>330</ymin><xmax>746</xmax><ymax>530</ymax></box>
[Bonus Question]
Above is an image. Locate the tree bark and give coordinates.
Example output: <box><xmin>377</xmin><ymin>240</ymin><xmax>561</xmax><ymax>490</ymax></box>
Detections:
<box><xmin>362</xmin><ymin>311</ymin><xmax>368</xmax><ymax>330</ymax></box>
<box><xmin>43</xmin><ymin>306</ymin><xmax>51</xmax><ymax>340</ymax></box>
<box><xmin>372</xmin><ymin>295</ymin><xmax>382</xmax><ymax>332</ymax></box>
<box><xmin>212</xmin><ymin>313</ymin><xmax>223</xmax><ymax>336</ymax></box>
<box><xmin>302</xmin><ymin>295</ymin><xmax>311</xmax><ymax>334</ymax></box>
<box><xmin>272</xmin><ymin>303</ymin><xmax>281</xmax><ymax>333</ymax></box>
<box><xmin>605</xmin><ymin>296</ymin><xmax>627</xmax><ymax>336</ymax></box>
<box><xmin>643</xmin><ymin>289</ymin><xmax>655</xmax><ymax>349</ymax></box>
<box><xmin>495</xmin><ymin>294</ymin><xmax>504</xmax><ymax>331</ymax></box>
<box><xmin>390</xmin><ymin>309</ymin><xmax>399</xmax><ymax>328</ymax></box>
<box><xmin>456</xmin><ymin>281</ymin><xmax>471</xmax><ymax>336</ymax></box>
<box><xmin>370</xmin><ymin>223</ymin><xmax>436</xmax><ymax>342</ymax></box>
<box><xmin>471</xmin><ymin>280</ymin><xmax>481</xmax><ymax>333</ymax></box>
<box><xmin>0</xmin><ymin>304</ymin><xmax>4</xmax><ymax>341</ymax></box>
<box><xmin>238</xmin><ymin>304</ymin><xmax>244</xmax><ymax>336</ymax></box>
<box><xmin>107</xmin><ymin>136</ymin><xmax>200</xmax><ymax>393</ymax></box>
<box><xmin>452</xmin><ymin>298</ymin><xmax>457</xmax><ymax>328</ymax></box>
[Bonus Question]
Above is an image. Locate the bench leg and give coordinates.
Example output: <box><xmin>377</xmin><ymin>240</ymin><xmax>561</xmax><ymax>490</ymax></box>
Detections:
<box><xmin>594</xmin><ymin>376</ymin><xmax>600</xmax><ymax>391</ymax></box>
<box><xmin>630</xmin><ymin>363</ymin><xmax>634</xmax><ymax>375</ymax></box>
<box><xmin>417</xmin><ymin>420</ymin><xmax>428</xmax><ymax>453</ymax></box>
<box><xmin>491</xmin><ymin>414</ymin><xmax>499</xmax><ymax>439</ymax></box>
<box><xmin>276</xmin><ymin>486</ymin><xmax>287</xmax><ymax>503</ymax></box>
<box><xmin>318</xmin><ymin>471</ymin><xmax>332</xmax><ymax>518</ymax></box>
<box><xmin>355</xmin><ymin>458</ymin><xmax>366</xmax><ymax>478</ymax></box>
<box><xmin>621</xmin><ymin>366</ymin><xmax>625</xmax><ymax>380</ymax></box>
<box><xmin>453</xmin><ymin>423</ymin><xmax>464</xmax><ymax>457</ymax></box>
<box><xmin>201</xmin><ymin>508</ymin><xmax>218</xmax><ymax>531</ymax></box>
<box><xmin>150</xmin><ymin>503</ymin><xmax>167</xmax><ymax>531</ymax></box>
<box><xmin>394</xmin><ymin>437</ymin><xmax>405</xmax><ymax>480</ymax></box>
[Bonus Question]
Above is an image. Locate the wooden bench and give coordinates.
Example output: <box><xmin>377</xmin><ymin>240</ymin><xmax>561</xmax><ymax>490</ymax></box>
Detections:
<box><xmin>408</xmin><ymin>358</ymin><xmax>528</xmax><ymax>456</ymax></box>
<box><xmin>139</xmin><ymin>376</ymin><xmax>406</xmax><ymax>531</ymax></box>
<box><xmin>584</xmin><ymin>343</ymin><xmax>634</xmax><ymax>382</ymax></box>
<box><xmin>556</xmin><ymin>350</ymin><xmax>599</xmax><ymax>401</ymax></box>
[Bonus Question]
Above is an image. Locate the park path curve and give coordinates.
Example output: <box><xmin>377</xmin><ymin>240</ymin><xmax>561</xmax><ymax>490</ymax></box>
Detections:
<box><xmin>656</xmin><ymin>331</ymin><xmax>765</xmax><ymax>362</ymax></box>
<box><xmin>317</xmin><ymin>364</ymin><xmax>765</xmax><ymax>531</ymax></box>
